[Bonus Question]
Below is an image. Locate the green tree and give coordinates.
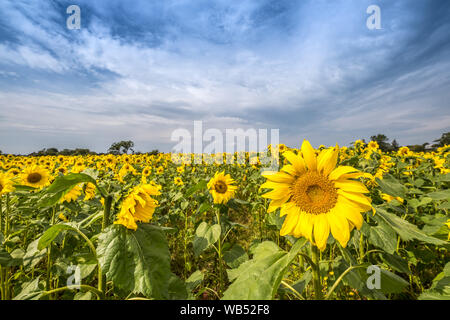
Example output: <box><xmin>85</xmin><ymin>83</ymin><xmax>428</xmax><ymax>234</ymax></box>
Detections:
<box><xmin>432</xmin><ymin>132</ymin><xmax>450</xmax><ymax>148</ymax></box>
<box><xmin>391</xmin><ymin>139</ymin><xmax>400</xmax><ymax>151</ymax></box>
<box><xmin>108</xmin><ymin>140</ymin><xmax>135</xmax><ymax>155</ymax></box>
<box><xmin>370</xmin><ymin>134</ymin><xmax>391</xmax><ymax>152</ymax></box>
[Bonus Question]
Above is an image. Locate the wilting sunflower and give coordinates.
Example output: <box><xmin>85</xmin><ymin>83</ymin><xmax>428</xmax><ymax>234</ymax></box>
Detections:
<box><xmin>21</xmin><ymin>165</ymin><xmax>50</xmax><ymax>189</ymax></box>
<box><xmin>0</xmin><ymin>172</ymin><xmax>14</xmax><ymax>195</ymax></box>
<box><xmin>61</xmin><ymin>184</ymin><xmax>82</xmax><ymax>203</ymax></box>
<box><xmin>83</xmin><ymin>183</ymin><xmax>96</xmax><ymax>201</ymax></box>
<box><xmin>207</xmin><ymin>171</ymin><xmax>237</xmax><ymax>204</ymax></box>
<box><xmin>261</xmin><ymin>140</ymin><xmax>373</xmax><ymax>251</ymax></box>
<box><xmin>114</xmin><ymin>183</ymin><xmax>161</xmax><ymax>231</ymax></box>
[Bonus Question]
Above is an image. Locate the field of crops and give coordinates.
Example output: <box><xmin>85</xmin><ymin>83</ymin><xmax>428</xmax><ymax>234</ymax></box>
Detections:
<box><xmin>0</xmin><ymin>140</ymin><xmax>448</xmax><ymax>300</ymax></box>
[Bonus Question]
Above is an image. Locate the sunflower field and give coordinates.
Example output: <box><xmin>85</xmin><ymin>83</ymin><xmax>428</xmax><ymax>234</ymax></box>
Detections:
<box><xmin>0</xmin><ymin>140</ymin><xmax>449</xmax><ymax>300</ymax></box>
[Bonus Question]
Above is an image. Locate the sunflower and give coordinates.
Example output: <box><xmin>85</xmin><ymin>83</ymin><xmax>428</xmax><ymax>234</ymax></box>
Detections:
<box><xmin>114</xmin><ymin>183</ymin><xmax>162</xmax><ymax>231</ymax></box>
<box><xmin>21</xmin><ymin>165</ymin><xmax>50</xmax><ymax>189</ymax></box>
<box><xmin>261</xmin><ymin>140</ymin><xmax>373</xmax><ymax>251</ymax></box>
<box><xmin>61</xmin><ymin>184</ymin><xmax>82</xmax><ymax>203</ymax></box>
<box><xmin>174</xmin><ymin>177</ymin><xmax>184</xmax><ymax>186</ymax></box>
<box><xmin>0</xmin><ymin>172</ymin><xmax>14</xmax><ymax>195</ymax></box>
<box><xmin>156</xmin><ymin>166</ymin><xmax>164</xmax><ymax>174</ymax></box>
<box><xmin>83</xmin><ymin>183</ymin><xmax>96</xmax><ymax>201</ymax></box>
<box><xmin>142</xmin><ymin>166</ymin><xmax>152</xmax><ymax>176</ymax></box>
<box><xmin>207</xmin><ymin>171</ymin><xmax>237</xmax><ymax>204</ymax></box>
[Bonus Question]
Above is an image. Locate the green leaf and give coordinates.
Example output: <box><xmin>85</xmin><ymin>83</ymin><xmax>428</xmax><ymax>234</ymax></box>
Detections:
<box><xmin>23</xmin><ymin>239</ymin><xmax>46</xmax><ymax>271</ymax></box>
<box><xmin>186</xmin><ymin>270</ymin><xmax>204</xmax><ymax>292</ymax></box>
<box><xmin>379</xmin><ymin>252</ymin><xmax>411</xmax><ymax>274</ymax></box>
<box><xmin>291</xmin><ymin>270</ymin><xmax>312</xmax><ymax>294</ymax></box>
<box><xmin>378</xmin><ymin>268</ymin><xmax>409</xmax><ymax>294</ymax></box>
<box><xmin>0</xmin><ymin>249</ymin><xmax>13</xmax><ymax>267</ymax></box>
<box><xmin>376</xmin><ymin>174</ymin><xmax>407</xmax><ymax>199</ymax></box>
<box><xmin>38</xmin><ymin>224</ymin><xmax>78</xmax><ymax>251</ymax></box>
<box><xmin>223</xmin><ymin>244</ymin><xmax>249</xmax><ymax>268</ymax></box>
<box><xmin>13</xmin><ymin>277</ymin><xmax>43</xmax><ymax>300</ymax></box>
<box><xmin>185</xmin><ymin>180</ymin><xmax>207</xmax><ymax>198</ymax></box>
<box><xmin>426</xmin><ymin>189</ymin><xmax>450</xmax><ymax>201</ymax></box>
<box><xmin>375</xmin><ymin>207</ymin><xmax>447</xmax><ymax>246</ymax></box>
<box><xmin>97</xmin><ymin>224</ymin><xmax>172</xmax><ymax>299</ymax></box>
<box><xmin>46</xmin><ymin>173</ymin><xmax>97</xmax><ymax>194</ymax></box>
<box><xmin>193</xmin><ymin>222</ymin><xmax>221</xmax><ymax>256</ymax></box>
<box><xmin>368</xmin><ymin>221</ymin><xmax>397</xmax><ymax>254</ymax></box>
<box><xmin>168</xmin><ymin>274</ymin><xmax>188</xmax><ymax>300</ymax></box>
<box><xmin>196</xmin><ymin>201</ymin><xmax>211</xmax><ymax>215</ymax></box>
<box><xmin>222</xmin><ymin>239</ymin><xmax>307</xmax><ymax>300</ymax></box>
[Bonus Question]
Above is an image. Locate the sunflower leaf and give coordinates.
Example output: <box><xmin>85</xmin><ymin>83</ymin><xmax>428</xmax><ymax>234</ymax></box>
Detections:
<box><xmin>222</xmin><ymin>238</ymin><xmax>307</xmax><ymax>300</ymax></box>
<box><xmin>193</xmin><ymin>222</ymin><xmax>221</xmax><ymax>256</ymax></box>
<box><xmin>97</xmin><ymin>224</ymin><xmax>172</xmax><ymax>299</ymax></box>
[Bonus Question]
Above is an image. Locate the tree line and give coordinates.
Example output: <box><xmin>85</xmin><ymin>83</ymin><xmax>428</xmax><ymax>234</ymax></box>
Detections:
<box><xmin>0</xmin><ymin>132</ymin><xmax>449</xmax><ymax>156</ymax></box>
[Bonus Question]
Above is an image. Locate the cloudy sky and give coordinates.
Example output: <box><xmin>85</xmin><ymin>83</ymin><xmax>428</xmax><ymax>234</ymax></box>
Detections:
<box><xmin>0</xmin><ymin>0</ymin><xmax>449</xmax><ymax>154</ymax></box>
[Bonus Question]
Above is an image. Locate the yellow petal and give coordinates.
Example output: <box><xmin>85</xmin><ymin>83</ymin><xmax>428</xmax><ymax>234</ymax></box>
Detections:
<box><xmin>327</xmin><ymin>209</ymin><xmax>350</xmax><ymax>247</ymax></box>
<box><xmin>329</xmin><ymin>166</ymin><xmax>359</xmax><ymax>181</ymax></box>
<box><xmin>261</xmin><ymin>186</ymin><xmax>291</xmax><ymax>200</ymax></box>
<box><xmin>262</xmin><ymin>171</ymin><xmax>295</xmax><ymax>183</ymax></box>
<box><xmin>317</xmin><ymin>146</ymin><xmax>339</xmax><ymax>176</ymax></box>
<box><xmin>334</xmin><ymin>180</ymin><xmax>369</xmax><ymax>194</ymax></box>
<box><xmin>337</xmin><ymin>190</ymin><xmax>372</xmax><ymax>207</ymax></box>
<box><xmin>313</xmin><ymin>214</ymin><xmax>330</xmax><ymax>251</ymax></box>
<box><xmin>283</xmin><ymin>151</ymin><xmax>306</xmax><ymax>175</ymax></box>
<box><xmin>301</xmin><ymin>140</ymin><xmax>317</xmax><ymax>171</ymax></box>
<box><xmin>280</xmin><ymin>212</ymin><xmax>300</xmax><ymax>236</ymax></box>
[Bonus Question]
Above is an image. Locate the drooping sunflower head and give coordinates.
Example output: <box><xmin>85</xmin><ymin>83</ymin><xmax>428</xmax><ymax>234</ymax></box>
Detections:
<box><xmin>61</xmin><ymin>184</ymin><xmax>82</xmax><ymax>203</ymax></box>
<box><xmin>262</xmin><ymin>140</ymin><xmax>373</xmax><ymax>251</ymax></box>
<box><xmin>114</xmin><ymin>183</ymin><xmax>162</xmax><ymax>231</ymax></box>
<box><xmin>207</xmin><ymin>171</ymin><xmax>237</xmax><ymax>204</ymax></box>
<box><xmin>21</xmin><ymin>165</ymin><xmax>50</xmax><ymax>189</ymax></box>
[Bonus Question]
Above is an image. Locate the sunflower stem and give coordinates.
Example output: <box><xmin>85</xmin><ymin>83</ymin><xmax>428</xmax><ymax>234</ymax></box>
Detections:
<box><xmin>99</xmin><ymin>194</ymin><xmax>113</xmax><ymax>297</ymax></box>
<box><xmin>311</xmin><ymin>244</ymin><xmax>323</xmax><ymax>300</ymax></box>
<box><xmin>215</xmin><ymin>207</ymin><xmax>223</xmax><ymax>297</ymax></box>
<box><xmin>101</xmin><ymin>195</ymin><xmax>113</xmax><ymax>231</ymax></box>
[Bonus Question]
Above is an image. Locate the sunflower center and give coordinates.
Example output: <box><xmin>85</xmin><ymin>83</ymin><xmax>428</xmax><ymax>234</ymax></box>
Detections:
<box><xmin>27</xmin><ymin>172</ymin><xmax>42</xmax><ymax>184</ymax></box>
<box><xmin>214</xmin><ymin>181</ymin><xmax>228</xmax><ymax>194</ymax></box>
<box><xmin>292</xmin><ymin>171</ymin><xmax>337</xmax><ymax>214</ymax></box>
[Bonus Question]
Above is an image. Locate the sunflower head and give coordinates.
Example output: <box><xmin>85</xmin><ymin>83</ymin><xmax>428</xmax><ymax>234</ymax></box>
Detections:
<box><xmin>114</xmin><ymin>183</ymin><xmax>162</xmax><ymax>231</ymax></box>
<box><xmin>262</xmin><ymin>140</ymin><xmax>373</xmax><ymax>251</ymax></box>
<box><xmin>207</xmin><ymin>171</ymin><xmax>237</xmax><ymax>204</ymax></box>
<box><xmin>21</xmin><ymin>165</ymin><xmax>50</xmax><ymax>189</ymax></box>
<box><xmin>174</xmin><ymin>177</ymin><xmax>184</xmax><ymax>186</ymax></box>
<box><xmin>0</xmin><ymin>172</ymin><xmax>14</xmax><ymax>195</ymax></box>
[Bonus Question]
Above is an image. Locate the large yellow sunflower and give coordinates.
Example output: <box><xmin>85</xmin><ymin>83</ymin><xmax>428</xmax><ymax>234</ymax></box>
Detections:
<box><xmin>207</xmin><ymin>171</ymin><xmax>237</xmax><ymax>204</ymax></box>
<box><xmin>261</xmin><ymin>140</ymin><xmax>373</xmax><ymax>251</ymax></box>
<box><xmin>20</xmin><ymin>165</ymin><xmax>50</xmax><ymax>189</ymax></box>
<box><xmin>114</xmin><ymin>183</ymin><xmax>161</xmax><ymax>231</ymax></box>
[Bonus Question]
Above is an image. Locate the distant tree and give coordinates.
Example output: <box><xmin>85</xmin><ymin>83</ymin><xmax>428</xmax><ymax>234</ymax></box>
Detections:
<box><xmin>391</xmin><ymin>139</ymin><xmax>400</xmax><ymax>151</ymax></box>
<box><xmin>108</xmin><ymin>141</ymin><xmax>135</xmax><ymax>155</ymax></box>
<box><xmin>370</xmin><ymin>134</ymin><xmax>391</xmax><ymax>152</ymax></box>
<box><xmin>46</xmin><ymin>148</ymin><xmax>59</xmax><ymax>156</ymax></box>
<box><xmin>407</xmin><ymin>143</ymin><xmax>430</xmax><ymax>153</ymax></box>
<box><xmin>432</xmin><ymin>132</ymin><xmax>450</xmax><ymax>148</ymax></box>
<box><xmin>148</xmin><ymin>149</ymin><xmax>159</xmax><ymax>156</ymax></box>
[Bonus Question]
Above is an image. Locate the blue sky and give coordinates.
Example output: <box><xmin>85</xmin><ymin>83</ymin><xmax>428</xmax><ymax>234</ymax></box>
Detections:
<box><xmin>0</xmin><ymin>0</ymin><xmax>449</xmax><ymax>154</ymax></box>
